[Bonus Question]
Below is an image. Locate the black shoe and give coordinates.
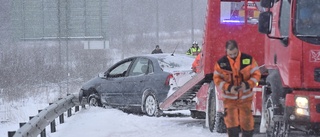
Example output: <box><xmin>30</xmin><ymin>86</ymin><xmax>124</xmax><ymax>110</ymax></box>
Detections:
<box><xmin>227</xmin><ymin>126</ymin><xmax>240</xmax><ymax>137</ymax></box>
<box><xmin>242</xmin><ymin>130</ymin><xmax>254</xmax><ymax>137</ymax></box>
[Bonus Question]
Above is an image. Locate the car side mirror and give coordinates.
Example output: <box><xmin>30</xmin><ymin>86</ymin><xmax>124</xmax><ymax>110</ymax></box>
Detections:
<box><xmin>98</xmin><ymin>73</ymin><xmax>105</xmax><ymax>78</ymax></box>
<box><xmin>261</xmin><ymin>0</ymin><xmax>274</xmax><ymax>8</ymax></box>
<box><xmin>258</xmin><ymin>11</ymin><xmax>272</xmax><ymax>34</ymax></box>
<box><xmin>103</xmin><ymin>71</ymin><xmax>109</xmax><ymax>78</ymax></box>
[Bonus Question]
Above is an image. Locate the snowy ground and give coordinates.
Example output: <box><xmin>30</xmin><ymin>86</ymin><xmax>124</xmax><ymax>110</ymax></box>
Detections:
<box><xmin>49</xmin><ymin>107</ymin><xmax>227</xmax><ymax>137</ymax></box>
<box><xmin>1</xmin><ymin>102</ymin><xmax>315</xmax><ymax>137</ymax></box>
<box><xmin>0</xmin><ymin>102</ymin><xmax>227</xmax><ymax>137</ymax></box>
<box><xmin>0</xmin><ymin>88</ymin><xmax>314</xmax><ymax>137</ymax></box>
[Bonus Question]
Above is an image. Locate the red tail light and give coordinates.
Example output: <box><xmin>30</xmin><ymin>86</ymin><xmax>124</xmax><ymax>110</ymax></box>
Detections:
<box><xmin>165</xmin><ymin>74</ymin><xmax>174</xmax><ymax>85</ymax></box>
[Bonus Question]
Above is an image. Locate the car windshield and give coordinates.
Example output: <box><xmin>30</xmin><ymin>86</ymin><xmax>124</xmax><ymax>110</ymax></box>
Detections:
<box><xmin>295</xmin><ymin>0</ymin><xmax>320</xmax><ymax>36</ymax></box>
<box><xmin>155</xmin><ymin>54</ymin><xmax>194</xmax><ymax>73</ymax></box>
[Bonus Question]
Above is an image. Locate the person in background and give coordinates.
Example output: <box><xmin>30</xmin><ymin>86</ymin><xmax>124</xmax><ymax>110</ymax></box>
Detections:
<box><xmin>151</xmin><ymin>45</ymin><xmax>163</xmax><ymax>54</ymax></box>
<box><xmin>186</xmin><ymin>41</ymin><xmax>201</xmax><ymax>56</ymax></box>
<box><xmin>213</xmin><ymin>40</ymin><xmax>261</xmax><ymax>137</ymax></box>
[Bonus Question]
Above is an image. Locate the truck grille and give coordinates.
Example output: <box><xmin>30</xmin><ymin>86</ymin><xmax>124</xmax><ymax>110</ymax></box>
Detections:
<box><xmin>317</xmin><ymin>104</ymin><xmax>320</xmax><ymax>113</ymax></box>
<box><xmin>314</xmin><ymin>68</ymin><xmax>320</xmax><ymax>82</ymax></box>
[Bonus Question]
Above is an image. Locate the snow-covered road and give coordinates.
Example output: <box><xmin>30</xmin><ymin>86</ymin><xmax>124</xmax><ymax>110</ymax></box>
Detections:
<box><xmin>0</xmin><ymin>102</ymin><xmax>314</xmax><ymax>137</ymax></box>
<box><xmin>47</xmin><ymin>107</ymin><xmax>314</xmax><ymax>137</ymax></box>
<box><xmin>49</xmin><ymin>107</ymin><xmax>227</xmax><ymax>137</ymax></box>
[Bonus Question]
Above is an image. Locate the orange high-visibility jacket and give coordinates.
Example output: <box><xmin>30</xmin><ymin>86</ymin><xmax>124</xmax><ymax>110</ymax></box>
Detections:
<box><xmin>192</xmin><ymin>53</ymin><xmax>202</xmax><ymax>73</ymax></box>
<box><xmin>213</xmin><ymin>51</ymin><xmax>261</xmax><ymax>101</ymax></box>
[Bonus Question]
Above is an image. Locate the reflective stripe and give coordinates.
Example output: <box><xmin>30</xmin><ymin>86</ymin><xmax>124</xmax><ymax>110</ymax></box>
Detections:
<box><xmin>243</xmin><ymin>88</ymin><xmax>250</xmax><ymax>93</ymax></box>
<box><xmin>223</xmin><ymin>92</ymin><xmax>254</xmax><ymax>100</ymax></box>
<box><xmin>253</xmin><ymin>87</ymin><xmax>262</xmax><ymax>92</ymax></box>
<box><xmin>250</xmin><ymin>77</ymin><xmax>258</xmax><ymax>84</ymax></box>
<box><xmin>250</xmin><ymin>67</ymin><xmax>260</xmax><ymax>74</ymax></box>
<box><xmin>219</xmin><ymin>81</ymin><xmax>226</xmax><ymax>90</ymax></box>
<box><xmin>214</xmin><ymin>70</ymin><xmax>224</xmax><ymax>78</ymax></box>
<box><xmin>241</xmin><ymin>91</ymin><xmax>254</xmax><ymax>99</ymax></box>
<box><xmin>223</xmin><ymin>94</ymin><xmax>238</xmax><ymax>99</ymax></box>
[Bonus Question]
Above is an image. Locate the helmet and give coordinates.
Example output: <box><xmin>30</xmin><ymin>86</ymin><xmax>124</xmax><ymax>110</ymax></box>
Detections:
<box><xmin>192</xmin><ymin>41</ymin><xmax>198</xmax><ymax>45</ymax></box>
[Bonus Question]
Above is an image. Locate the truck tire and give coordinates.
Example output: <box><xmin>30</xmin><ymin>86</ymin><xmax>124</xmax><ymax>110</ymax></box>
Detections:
<box><xmin>215</xmin><ymin>112</ymin><xmax>227</xmax><ymax>133</ymax></box>
<box><xmin>265</xmin><ymin>71</ymin><xmax>289</xmax><ymax>137</ymax></box>
<box><xmin>265</xmin><ymin>96</ymin><xmax>289</xmax><ymax>137</ymax></box>
<box><xmin>207</xmin><ymin>83</ymin><xmax>216</xmax><ymax>132</ymax></box>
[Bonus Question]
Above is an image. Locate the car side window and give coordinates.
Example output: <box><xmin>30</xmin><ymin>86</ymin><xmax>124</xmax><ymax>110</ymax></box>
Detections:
<box><xmin>128</xmin><ymin>58</ymin><xmax>150</xmax><ymax>76</ymax></box>
<box><xmin>109</xmin><ymin>61</ymin><xmax>132</xmax><ymax>77</ymax></box>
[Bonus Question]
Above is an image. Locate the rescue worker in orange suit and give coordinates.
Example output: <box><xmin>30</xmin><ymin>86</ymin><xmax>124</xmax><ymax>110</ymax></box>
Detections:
<box><xmin>192</xmin><ymin>53</ymin><xmax>202</xmax><ymax>73</ymax></box>
<box><xmin>213</xmin><ymin>40</ymin><xmax>261</xmax><ymax>137</ymax></box>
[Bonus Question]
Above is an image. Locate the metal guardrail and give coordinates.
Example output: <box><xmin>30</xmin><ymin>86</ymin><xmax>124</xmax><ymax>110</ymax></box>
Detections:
<box><xmin>9</xmin><ymin>93</ymin><xmax>83</xmax><ymax>137</ymax></box>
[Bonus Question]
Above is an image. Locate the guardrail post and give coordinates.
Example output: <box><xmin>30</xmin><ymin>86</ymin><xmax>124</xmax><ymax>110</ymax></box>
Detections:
<box><xmin>67</xmin><ymin>108</ymin><xmax>72</xmax><ymax>117</ymax></box>
<box><xmin>19</xmin><ymin>122</ymin><xmax>26</xmax><ymax>127</ymax></box>
<box><xmin>49</xmin><ymin>103</ymin><xmax>56</xmax><ymax>133</ymax></box>
<box><xmin>57</xmin><ymin>98</ymin><xmax>65</xmax><ymax>124</ymax></box>
<box><xmin>50</xmin><ymin>120</ymin><xmax>56</xmax><ymax>133</ymax></box>
<box><xmin>75</xmin><ymin>106</ymin><xmax>79</xmax><ymax>112</ymax></box>
<box><xmin>38</xmin><ymin>110</ymin><xmax>46</xmax><ymax>137</ymax></box>
<box><xmin>7</xmin><ymin>131</ymin><xmax>15</xmax><ymax>137</ymax></box>
<box><xmin>59</xmin><ymin>113</ymin><xmax>64</xmax><ymax>124</ymax></box>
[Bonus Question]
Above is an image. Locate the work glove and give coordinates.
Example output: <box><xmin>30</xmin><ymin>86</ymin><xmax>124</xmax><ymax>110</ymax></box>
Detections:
<box><xmin>227</xmin><ymin>85</ymin><xmax>238</xmax><ymax>95</ymax></box>
<box><xmin>239</xmin><ymin>82</ymin><xmax>250</xmax><ymax>91</ymax></box>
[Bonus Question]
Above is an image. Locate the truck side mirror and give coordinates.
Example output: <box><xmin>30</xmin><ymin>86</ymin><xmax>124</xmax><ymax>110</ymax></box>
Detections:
<box><xmin>261</xmin><ymin>0</ymin><xmax>274</xmax><ymax>8</ymax></box>
<box><xmin>258</xmin><ymin>12</ymin><xmax>272</xmax><ymax>34</ymax></box>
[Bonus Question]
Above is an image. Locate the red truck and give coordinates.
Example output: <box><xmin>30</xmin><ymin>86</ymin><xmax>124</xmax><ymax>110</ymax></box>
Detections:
<box><xmin>160</xmin><ymin>0</ymin><xmax>320</xmax><ymax>136</ymax></box>
<box><xmin>258</xmin><ymin>0</ymin><xmax>320</xmax><ymax>136</ymax></box>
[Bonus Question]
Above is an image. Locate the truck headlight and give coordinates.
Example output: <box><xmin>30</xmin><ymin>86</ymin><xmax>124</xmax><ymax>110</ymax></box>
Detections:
<box><xmin>296</xmin><ymin>108</ymin><xmax>309</xmax><ymax>116</ymax></box>
<box><xmin>295</xmin><ymin>96</ymin><xmax>309</xmax><ymax>109</ymax></box>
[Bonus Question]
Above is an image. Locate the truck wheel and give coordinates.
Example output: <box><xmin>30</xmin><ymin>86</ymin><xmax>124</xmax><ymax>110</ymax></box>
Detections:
<box><xmin>215</xmin><ymin>112</ymin><xmax>227</xmax><ymax>133</ymax></box>
<box><xmin>207</xmin><ymin>84</ymin><xmax>216</xmax><ymax>132</ymax></box>
<box><xmin>265</xmin><ymin>96</ymin><xmax>289</xmax><ymax>137</ymax></box>
<box><xmin>265</xmin><ymin>96</ymin><xmax>276</xmax><ymax>137</ymax></box>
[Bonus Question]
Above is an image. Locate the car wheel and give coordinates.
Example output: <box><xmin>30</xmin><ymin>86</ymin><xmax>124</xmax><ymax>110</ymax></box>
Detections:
<box><xmin>88</xmin><ymin>94</ymin><xmax>102</xmax><ymax>107</ymax></box>
<box><xmin>143</xmin><ymin>94</ymin><xmax>160</xmax><ymax>116</ymax></box>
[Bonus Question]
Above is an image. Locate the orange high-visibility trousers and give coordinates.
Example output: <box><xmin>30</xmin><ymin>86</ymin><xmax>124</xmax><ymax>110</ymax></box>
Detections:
<box><xmin>223</xmin><ymin>99</ymin><xmax>254</xmax><ymax>131</ymax></box>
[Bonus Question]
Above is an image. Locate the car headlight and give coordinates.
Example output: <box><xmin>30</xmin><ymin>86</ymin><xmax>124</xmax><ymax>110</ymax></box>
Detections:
<box><xmin>295</xmin><ymin>96</ymin><xmax>309</xmax><ymax>109</ymax></box>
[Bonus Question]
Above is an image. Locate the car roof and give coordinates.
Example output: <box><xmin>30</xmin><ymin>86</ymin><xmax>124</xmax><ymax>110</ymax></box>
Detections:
<box><xmin>134</xmin><ymin>53</ymin><xmax>194</xmax><ymax>73</ymax></box>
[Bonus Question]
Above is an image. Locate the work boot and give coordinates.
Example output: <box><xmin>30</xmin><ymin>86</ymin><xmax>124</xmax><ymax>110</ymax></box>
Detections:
<box><xmin>242</xmin><ymin>130</ymin><xmax>254</xmax><ymax>137</ymax></box>
<box><xmin>227</xmin><ymin>127</ymin><xmax>240</xmax><ymax>137</ymax></box>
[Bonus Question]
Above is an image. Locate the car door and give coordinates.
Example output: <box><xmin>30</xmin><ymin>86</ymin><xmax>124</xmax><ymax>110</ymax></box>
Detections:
<box><xmin>101</xmin><ymin>59</ymin><xmax>134</xmax><ymax>106</ymax></box>
<box><xmin>122</xmin><ymin>57</ymin><xmax>151</xmax><ymax>106</ymax></box>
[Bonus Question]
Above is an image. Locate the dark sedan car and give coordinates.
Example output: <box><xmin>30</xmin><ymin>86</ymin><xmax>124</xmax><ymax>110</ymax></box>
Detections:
<box><xmin>79</xmin><ymin>53</ymin><xmax>195</xmax><ymax>116</ymax></box>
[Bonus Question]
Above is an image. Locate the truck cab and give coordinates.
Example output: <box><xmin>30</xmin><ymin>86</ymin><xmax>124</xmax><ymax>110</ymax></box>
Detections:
<box><xmin>259</xmin><ymin>0</ymin><xmax>320</xmax><ymax>136</ymax></box>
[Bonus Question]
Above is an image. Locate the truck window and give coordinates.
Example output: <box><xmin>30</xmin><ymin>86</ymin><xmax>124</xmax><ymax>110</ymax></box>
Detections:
<box><xmin>295</xmin><ymin>0</ymin><xmax>320</xmax><ymax>36</ymax></box>
<box><xmin>279</xmin><ymin>0</ymin><xmax>290</xmax><ymax>37</ymax></box>
<box><xmin>220</xmin><ymin>1</ymin><xmax>263</xmax><ymax>24</ymax></box>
